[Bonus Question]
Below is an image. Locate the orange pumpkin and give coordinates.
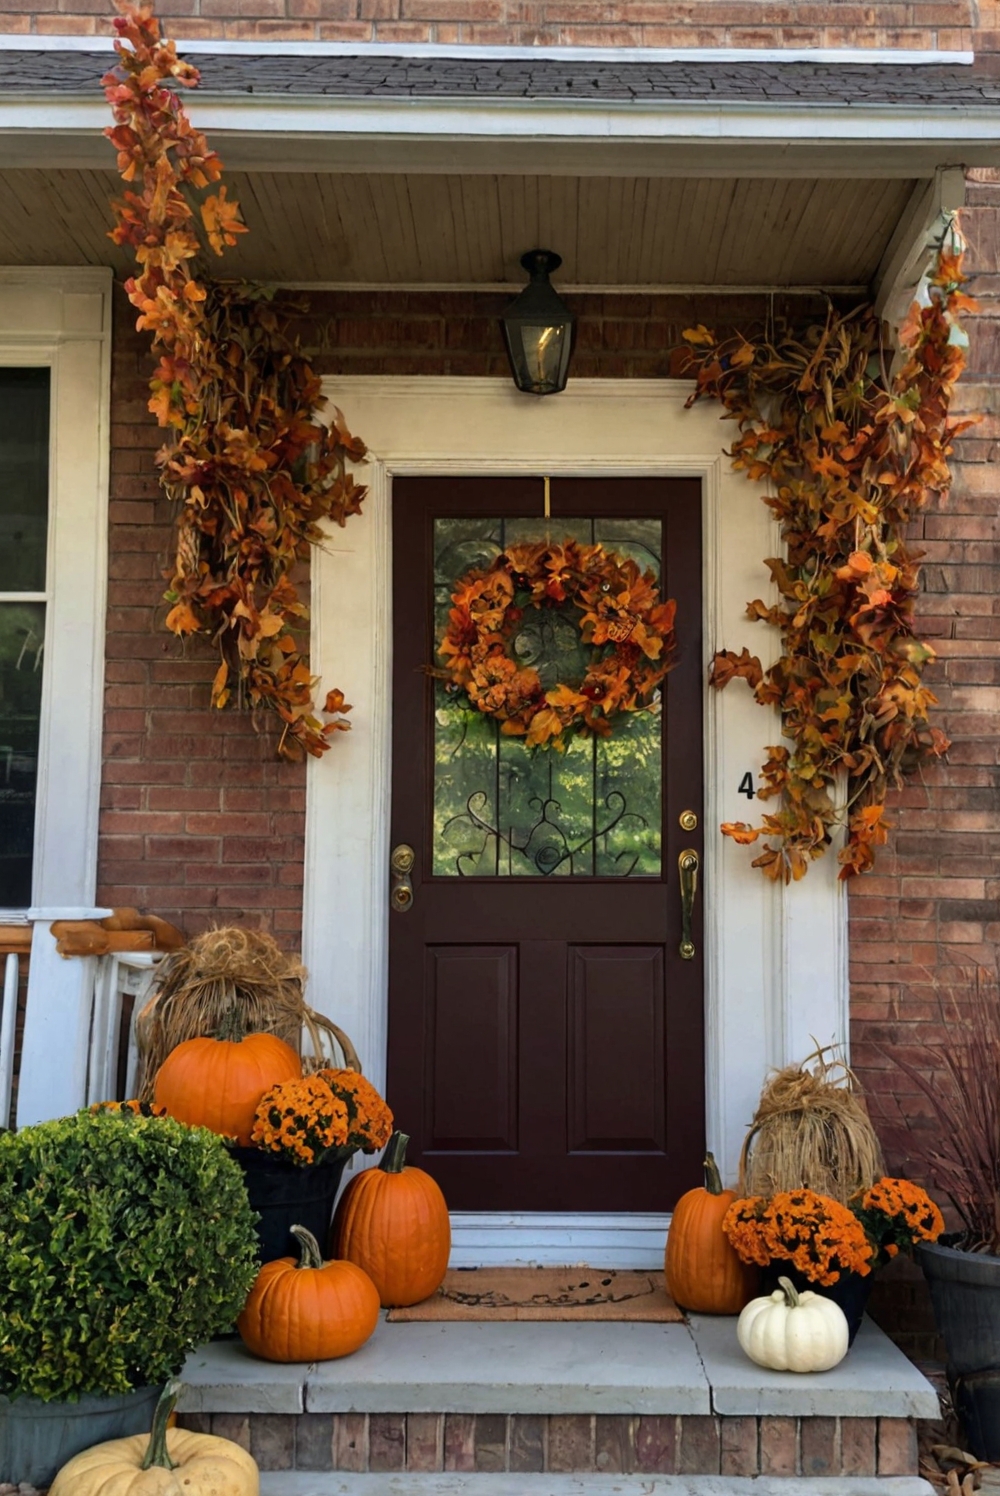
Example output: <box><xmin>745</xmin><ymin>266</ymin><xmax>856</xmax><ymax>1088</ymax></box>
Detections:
<box><xmin>334</xmin><ymin>1130</ymin><xmax>451</xmax><ymax>1307</ymax></box>
<box><xmin>665</xmin><ymin>1152</ymin><xmax>758</xmax><ymax>1314</ymax></box>
<box><xmin>154</xmin><ymin>1010</ymin><xmax>301</xmax><ymax>1146</ymax></box>
<box><xmin>238</xmin><ymin>1224</ymin><xmax>380</xmax><ymax>1362</ymax></box>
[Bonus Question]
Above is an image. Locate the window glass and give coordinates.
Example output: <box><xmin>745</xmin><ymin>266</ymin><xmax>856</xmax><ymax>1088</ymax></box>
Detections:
<box><xmin>0</xmin><ymin>366</ymin><xmax>49</xmax><ymax>907</ymax></box>
<box><xmin>0</xmin><ymin>368</ymin><xmax>49</xmax><ymax>592</ymax></box>
<box><xmin>432</xmin><ymin>515</ymin><xmax>663</xmax><ymax>877</ymax></box>
<box><xmin>0</xmin><ymin>601</ymin><xmax>45</xmax><ymax>906</ymax></box>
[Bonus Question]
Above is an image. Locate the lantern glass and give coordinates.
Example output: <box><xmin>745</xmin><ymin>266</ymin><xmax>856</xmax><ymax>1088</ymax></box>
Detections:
<box><xmin>501</xmin><ymin>251</ymin><xmax>576</xmax><ymax>396</ymax></box>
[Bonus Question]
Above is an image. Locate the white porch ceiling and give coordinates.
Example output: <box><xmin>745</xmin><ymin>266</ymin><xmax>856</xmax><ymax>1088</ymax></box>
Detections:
<box><xmin>0</xmin><ymin>169</ymin><xmax>915</xmax><ymax>290</ymax></box>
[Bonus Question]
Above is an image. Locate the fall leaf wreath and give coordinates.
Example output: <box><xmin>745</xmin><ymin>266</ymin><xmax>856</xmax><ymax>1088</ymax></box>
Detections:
<box><xmin>438</xmin><ymin>539</ymin><xmax>678</xmax><ymax>748</ymax></box>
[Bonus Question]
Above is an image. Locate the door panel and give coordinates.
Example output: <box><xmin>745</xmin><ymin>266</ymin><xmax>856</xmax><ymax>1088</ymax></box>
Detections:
<box><xmin>567</xmin><ymin>946</ymin><xmax>665</xmax><ymax>1153</ymax></box>
<box><xmin>425</xmin><ymin>945</ymin><xmax>518</xmax><ymax>1152</ymax></box>
<box><xmin>389</xmin><ymin>476</ymin><xmax>704</xmax><ymax>1213</ymax></box>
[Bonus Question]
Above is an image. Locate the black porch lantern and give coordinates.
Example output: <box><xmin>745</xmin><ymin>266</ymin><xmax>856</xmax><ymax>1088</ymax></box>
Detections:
<box><xmin>501</xmin><ymin>250</ymin><xmax>576</xmax><ymax>396</ymax></box>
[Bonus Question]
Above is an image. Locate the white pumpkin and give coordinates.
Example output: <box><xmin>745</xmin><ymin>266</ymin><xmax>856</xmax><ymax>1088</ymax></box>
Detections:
<box><xmin>736</xmin><ymin>1275</ymin><xmax>849</xmax><ymax>1373</ymax></box>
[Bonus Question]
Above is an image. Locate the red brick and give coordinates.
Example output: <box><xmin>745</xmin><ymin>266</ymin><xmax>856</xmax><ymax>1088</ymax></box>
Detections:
<box><xmin>333</xmin><ymin>1413</ymin><xmax>368</xmax><ymax>1472</ymax></box>
<box><xmin>369</xmin><ymin>1415</ymin><xmax>405</xmax><ymax>1472</ymax></box>
<box><xmin>759</xmin><ymin>1416</ymin><xmax>797</xmax><ymax>1476</ymax></box>
<box><xmin>594</xmin><ymin>1415</ymin><xmax>634</xmax><ymax>1473</ymax></box>
<box><xmin>877</xmin><ymin>1419</ymin><xmax>918</xmax><ymax>1476</ymax></box>
<box><xmin>720</xmin><ymin>1417</ymin><xmax>758</xmax><ymax>1476</ymax></box>
<box><xmin>443</xmin><ymin>1414</ymin><xmax>475</xmax><ymax>1472</ymax></box>
<box><xmin>800</xmin><ymin>1418</ymin><xmax>838</xmax><ymax>1476</ymax></box>
<box><xmin>547</xmin><ymin>1416</ymin><xmax>593</xmax><ymax>1472</ymax></box>
<box><xmin>406</xmin><ymin>1414</ymin><xmax>443</xmax><ymax>1471</ymax></box>
<box><xmin>677</xmin><ymin>1417</ymin><xmax>720</xmax><ymax>1476</ymax></box>
<box><xmin>635</xmin><ymin>1415</ymin><xmax>677</xmax><ymax>1474</ymax></box>
<box><xmin>473</xmin><ymin>1414</ymin><xmax>507</xmax><ymax>1472</ymax></box>
<box><xmin>840</xmin><ymin>1418</ymin><xmax>877</xmax><ymax>1476</ymax></box>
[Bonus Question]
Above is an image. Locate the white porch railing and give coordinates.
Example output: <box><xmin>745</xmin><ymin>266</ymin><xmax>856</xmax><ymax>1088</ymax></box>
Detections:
<box><xmin>0</xmin><ymin>910</ymin><xmax>178</xmax><ymax>1128</ymax></box>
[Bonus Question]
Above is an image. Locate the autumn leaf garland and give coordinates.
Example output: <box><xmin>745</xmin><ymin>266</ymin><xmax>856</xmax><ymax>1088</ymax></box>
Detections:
<box><xmin>104</xmin><ymin>3</ymin><xmax>366</xmax><ymax>759</ymax></box>
<box><xmin>684</xmin><ymin>231</ymin><xmax>973</xmax><ymax>881</ymax></box>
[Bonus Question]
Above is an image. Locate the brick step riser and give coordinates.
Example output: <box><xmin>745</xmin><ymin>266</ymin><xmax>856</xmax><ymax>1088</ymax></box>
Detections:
<box><xmin>177</xmin><ymin>1411</ymin><xmax>920</xmax><ymax>1478</ymax></box>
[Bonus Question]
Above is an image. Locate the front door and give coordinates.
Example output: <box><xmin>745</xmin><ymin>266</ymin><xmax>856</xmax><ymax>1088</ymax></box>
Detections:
<box><xmin>387</xmin><ymin>476</ymin><xmax>704</xmax><ymax>1213</ymax></box>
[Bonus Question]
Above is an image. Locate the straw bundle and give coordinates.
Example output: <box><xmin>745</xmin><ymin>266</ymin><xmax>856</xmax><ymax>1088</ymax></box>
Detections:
<box><xmin>739</xmin><ymin>1047</ymin><xmax>884</xmax><ymax>1205</ymax></box>
<box><xmin>135</xmin><ymin>926</ymin><xmax>360</xmax><ymax>1100</ymax></box>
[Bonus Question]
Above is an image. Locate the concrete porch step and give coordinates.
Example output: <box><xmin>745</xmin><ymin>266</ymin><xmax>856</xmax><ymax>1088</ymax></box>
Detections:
<box><xmin>179</xmin><ymin>1315</ymin><xmax>940</xmax><ymax>1482</ymax></box>
<box><xmin>259</xmin><ymin>1475</ymin><xmax>936</xmax><ymax>1494</ymax></box>
<box><xmin>181</xmin><ymin>1317</ymin><xmax>939</xmax><ymax>1418</ymax></box>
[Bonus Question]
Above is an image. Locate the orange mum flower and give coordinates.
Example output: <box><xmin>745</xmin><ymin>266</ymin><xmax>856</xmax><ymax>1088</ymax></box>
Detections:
<box><xmin>723</xmin><ymin>1189</ymin><xmax>874</xmax><ymax>1286</ymax></box>
<box><xmin>853</xmin><ymin>1176</ymin><xmax>944</xmax><ymax>1264</ymax></box>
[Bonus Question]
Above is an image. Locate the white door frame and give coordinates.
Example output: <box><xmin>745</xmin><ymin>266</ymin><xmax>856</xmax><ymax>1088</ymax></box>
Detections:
<box><xmin>303</xmin><ymin>376</ymin><xmax>848</xmax><ymax>1266</ymax></box>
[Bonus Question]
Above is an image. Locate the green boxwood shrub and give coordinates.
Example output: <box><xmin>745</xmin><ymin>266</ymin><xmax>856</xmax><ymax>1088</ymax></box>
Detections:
<box><xmin>0</xmin><ymin>1110</ymin><xmax>258</xmax><ymax>1401</ymax></box>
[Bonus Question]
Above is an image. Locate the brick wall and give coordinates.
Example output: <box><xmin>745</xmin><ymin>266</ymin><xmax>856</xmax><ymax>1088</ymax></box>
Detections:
<box><xmin>0</xmin><ymin>0</ymin><xmax>979</xmax><ymax>52</ymax></box>
<box><xmin>101</xmin><ymin>188</ymin><xmax>1000</xmax><ymax>1227</ymax></box>
<box><xmin>100</xmin><ymin>284</ymin><xmax>803</xmax><ymax>945</ymax></box>
<box><xmin>848</xmin><ymin>174</ymin><xmax>1000</xmax><ymax>1188</ymax></box>
<box><xmin>100</xmin><ymin>289</ymin><xmax>308</xmax><ymax>946</ymax></box>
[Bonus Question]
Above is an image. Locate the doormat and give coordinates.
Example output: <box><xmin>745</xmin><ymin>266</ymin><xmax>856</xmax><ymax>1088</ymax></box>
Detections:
<box><xmin>386</xmin><ymin>1267</ymin><xmax>684</xmax><ymax>1322</ymax></box>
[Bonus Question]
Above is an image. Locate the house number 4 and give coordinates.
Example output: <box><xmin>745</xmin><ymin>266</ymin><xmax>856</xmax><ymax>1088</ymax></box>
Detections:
<box><xmin>738</xmin><ymin>772</ymin><xmax>756</xmax><ymax>799</ymax></box>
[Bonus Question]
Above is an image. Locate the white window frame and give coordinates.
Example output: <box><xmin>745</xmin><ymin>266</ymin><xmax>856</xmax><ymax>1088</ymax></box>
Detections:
<box><xmin>0</xmin><ymin>268</ymin><xmax>112</xmax><ymax>919</ymax></box>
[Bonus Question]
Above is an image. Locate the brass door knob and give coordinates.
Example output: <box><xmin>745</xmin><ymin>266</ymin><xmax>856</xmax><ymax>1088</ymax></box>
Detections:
<box><xmin>390</xmin><ymin>843</ymin><xmax>415</xmax><ymax>912</ymax></box>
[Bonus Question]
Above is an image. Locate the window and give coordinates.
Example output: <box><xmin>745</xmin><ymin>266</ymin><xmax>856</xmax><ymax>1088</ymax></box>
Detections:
<box><xmin>0</xmin><ymin>369</ymin><xmax>50</xmax><ymax>908</ymax></box>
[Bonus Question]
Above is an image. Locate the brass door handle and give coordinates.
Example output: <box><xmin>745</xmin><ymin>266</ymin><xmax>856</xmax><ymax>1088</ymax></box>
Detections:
<box><xmin>678</xmin><ymin>847</ymin><xmax>699</xmax><ymax>960</ymax></box>
<box><xmin>390</xmin><ymin>843</ymin><xmax>415</xmax><ymax>913</ymax></box>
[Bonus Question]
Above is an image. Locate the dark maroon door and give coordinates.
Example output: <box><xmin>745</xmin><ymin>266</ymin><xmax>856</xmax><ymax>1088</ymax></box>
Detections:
<box><xmin>387</xmin><ymin>477</ymin><xmax>704</xmax><ymax>1212</ymax></box>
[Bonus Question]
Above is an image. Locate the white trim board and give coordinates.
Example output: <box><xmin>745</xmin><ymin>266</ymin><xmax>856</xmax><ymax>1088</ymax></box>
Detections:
<box><xmin>0</xmin><ymin>34</ymin><xmax>973</xmax><ymax>64</ymax></box>
<box><xmin>4</xmin><ymin>94</ymin><xmax>995</xmax><ymax>145</ymax></box>
<box><xmin>449</xmin><ymin>1213</ymin><xmax>672</xmax><ymax>1269</ymax></box>
<box><xmin>302</xmin><ymin>376</ymin><xmax>849</xmax><ymax>1256</ymax></box>
<box><xmin>0</xmin><ymin>267</ymin><xmax>111</xmax><ymax>911</ymax></box>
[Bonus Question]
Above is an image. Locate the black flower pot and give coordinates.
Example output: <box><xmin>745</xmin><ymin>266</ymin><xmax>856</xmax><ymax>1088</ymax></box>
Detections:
<box><xmin>231</xmin><ymin>1147</ymin><xmax>353</xmax><ymax>1263</ymax></box>
<box><xmin>760</xmin><ymin>1262</ymin><xmax>874</xmax><ymax>1346</ymax></box>
<box><xmin>918</xmin><ymin>1234</ymin><xmax>1000</xmax><ymax>1461</ymax></box>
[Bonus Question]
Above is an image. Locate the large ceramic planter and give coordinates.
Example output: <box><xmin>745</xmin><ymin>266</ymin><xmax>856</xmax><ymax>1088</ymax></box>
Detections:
<box><xmin>919</xmin><ymin>1234</ymin><xmax>1000</xmax><ymax>1460</ymax></box>
<box><xmin>231</xmin><ymin>1146</ymin><xmax>352</xmax><ymax>1262</ymax></box>
<box><xmin>0</xmin><ymin>1382</ymin><xmax>163</xmax><ymax>1486</ymax></box>
<box><xmin>760</xmin><ymin>1262</ymin><xmax>873</xmax><ymax>1346</ymax></box>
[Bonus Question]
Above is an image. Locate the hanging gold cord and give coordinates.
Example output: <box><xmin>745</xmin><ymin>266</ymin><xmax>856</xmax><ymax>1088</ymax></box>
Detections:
<box><xmin>543</xmin><ymin>475</ymin><xmax>551</xmax><ymax>544</ymax></box>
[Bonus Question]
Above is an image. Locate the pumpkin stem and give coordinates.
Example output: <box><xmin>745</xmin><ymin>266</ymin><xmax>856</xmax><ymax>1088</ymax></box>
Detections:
<box><xmin>777</xmin><ymin>1275</ymin><xmax>802</xmax><ymax>1308</ymax></box>
<box><xmin>703</xmin><ymin>1153</ymin><xmax>724</xmax><ymax>1196</ymax></box>
<box><xmin>380</xmin><ymin>1131</ymin><xmax>409</xmax><ymax>1175</ymax></box>
<box><xmin>140</xmin><ymin>1379</ymin><xmax>181</xmax><ymax>1471</ymax></box>
<box><xmin>216</xmin><ymin>1004</ymin><xmax>248</xmax><ymax>1043</ymax></box>
<box><xmin>291</xmin><ymin>1223</ymin><xmax>326</xmax><ymax>1269</ymax></box>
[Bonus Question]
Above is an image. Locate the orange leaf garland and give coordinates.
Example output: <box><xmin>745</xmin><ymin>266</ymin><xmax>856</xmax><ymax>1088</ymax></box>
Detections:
<box><xmin>684</xmin><ymin>225</ymin><xmax>971</xmax><ymax>880</ymax></box>
<box><xmin>103</xmin><ymin>2</ymin><xmax>367</xmax><ymax>760</ymax></box>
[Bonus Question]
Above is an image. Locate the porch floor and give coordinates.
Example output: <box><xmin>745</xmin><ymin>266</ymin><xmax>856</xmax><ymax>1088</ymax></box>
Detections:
<box><xmin>179</xmin><ymin>1315</ymin><xmax>938</xmax><ymax>1419</ymax></box>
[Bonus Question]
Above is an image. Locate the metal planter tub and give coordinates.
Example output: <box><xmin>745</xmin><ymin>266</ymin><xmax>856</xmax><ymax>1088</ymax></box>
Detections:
<box><xmin>919</xmin><ymin>1235</ymin><xmax>1000</xmax><ymax>1460</ymax></box>
<box><xmin>0</xmin><ymin>1382</ymin><xmax>163</xmax><ymax>1486</ymax></box>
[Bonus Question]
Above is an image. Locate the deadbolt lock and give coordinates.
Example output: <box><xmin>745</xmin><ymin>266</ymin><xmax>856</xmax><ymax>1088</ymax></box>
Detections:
<box><xmin>679</xmin><ymin>809</ymin><xmax>698</xmax><ymax>832</ymax></box>
<box><xmin>390</xmin><ymin>843</ymin><xmax>415</xmax><ymax>913</ymax></box>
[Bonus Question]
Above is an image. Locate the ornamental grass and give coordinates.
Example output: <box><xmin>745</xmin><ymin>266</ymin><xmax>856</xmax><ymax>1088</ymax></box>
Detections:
<box><xmin>135</xmin><ymin>926</ymin><xmax>359</xmax><ymax>1098</ymax></box>
<box><xmin>739</xmin><ymin>1047</ymin><xmax>884</xmax><ymax>1205</ymax></box>
<box><xmin>884</xmin><ymin>963</ymin><xmax>1000</xmax><ymax>1255</ymax></box>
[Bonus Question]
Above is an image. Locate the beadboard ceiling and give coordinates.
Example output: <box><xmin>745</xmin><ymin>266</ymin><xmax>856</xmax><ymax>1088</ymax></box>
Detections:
<box><xmin>0</xmin><ymin>169</ymin><xmax>915</xmax><ymax>289</ymax></box>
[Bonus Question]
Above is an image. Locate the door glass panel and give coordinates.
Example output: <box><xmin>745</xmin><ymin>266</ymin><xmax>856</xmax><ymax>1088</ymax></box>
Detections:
<box><xmin>0</xmin><ymin>601</ymin><xmax>45</xmax><ymax>907</ymax></box>
<box><xmin>0</xmin><ymin>369</ymin><xmax>50</xmax><ymax>592</ymax></box>
<box><xmin>433</xmin><ymin>516</ymin><xmax>663</xmax><ymax>877</ymax></box>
